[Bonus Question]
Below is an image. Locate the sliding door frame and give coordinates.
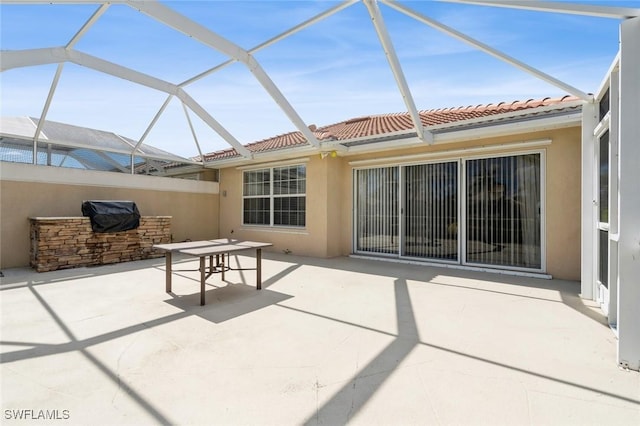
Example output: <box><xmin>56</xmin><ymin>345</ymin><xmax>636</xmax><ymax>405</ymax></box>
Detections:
<box><xmin>353</xmin><ymin>149</ymin><xmax>547</xmax><ymax>274</ymax></box>
<box><xmin>460</xmin><ymin>150</ymin><xmax>546</xmax><ymax>274</ymax></box>
<box><xmin>400</xmin><ymin>159</ymin><xmax>461</xmax><ymax>265</ymax></box>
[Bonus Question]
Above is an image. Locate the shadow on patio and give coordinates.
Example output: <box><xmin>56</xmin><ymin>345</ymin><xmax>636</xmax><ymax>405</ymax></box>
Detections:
<box><xmin>1</xmin><ymin>253</ymin><xmax>637</xmax><ymax>425</ymax></box>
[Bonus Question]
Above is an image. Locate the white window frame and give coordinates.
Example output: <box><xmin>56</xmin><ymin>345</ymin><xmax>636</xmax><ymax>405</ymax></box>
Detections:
<box><xmin>593</xmin><ymin>76</ymin><xmax>618</xmax><ymax>321</ymax></box>
<box><xmin>242</xmin><ymin>164</ymin><xmax>307</xmax><ymax>228</ymax></box>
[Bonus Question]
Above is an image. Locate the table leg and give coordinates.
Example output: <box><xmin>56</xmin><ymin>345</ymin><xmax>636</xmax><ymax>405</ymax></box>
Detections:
<box><xmin>257</xmin><ymin>248</ymin><xmax>262</xmax><ymax>290</ymax></box>
<box><xmin>200</xmin><ymin>256</ymin><xmax>206</xmax><ymax>306</ymax></box>
<box><xmin>221</xmin><ymin>253</ymin><xmax>225</xmax><ymax>280</ymax></box>
<box><xmin>165</xmin><ymin>251</ymin><xmax>172</xmax><ymax>293</ymax></box>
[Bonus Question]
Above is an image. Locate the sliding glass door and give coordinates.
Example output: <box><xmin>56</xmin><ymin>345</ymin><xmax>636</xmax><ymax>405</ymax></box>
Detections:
<box><xmin>354</xmin><ymin>152</ymin><xmax>543</xmax><ymax>272</ymax></box>
<box><xmin>403</xmin><ymin>162</ymin><xmax>458</xmax><ymax>261</ymax></box>
<box><xmin>355</xmin><ymin>167</ymin><xmax>398</xmax><ymax>254</ymax></box>
<box><xmin>465</xmin><ymin>154</ymin><xmax>542</xmax><ymax>270</ymax></box>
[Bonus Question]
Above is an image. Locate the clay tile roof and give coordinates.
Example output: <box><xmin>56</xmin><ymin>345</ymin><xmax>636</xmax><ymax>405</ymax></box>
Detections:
<box><xmin>200</xmin><ymin>129</ymin><xmax>335</xmax><ymax>162</ymax></box>
<box><xmin>202</xmin><ymin>95</ymin><xmax>581</xmax><ymax>161</ymax></box>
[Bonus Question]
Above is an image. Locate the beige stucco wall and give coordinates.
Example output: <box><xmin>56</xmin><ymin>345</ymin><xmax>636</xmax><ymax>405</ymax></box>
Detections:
<box><xmin>544</xmin><ymin>128</ymin><xmax>582</xmax><ymax>280</ymax></box>
<box><xmin>218</xmin><ymin>156</ymin><xmax>338</xmax><ymax>258</ymax></box>
<box><xmin>341</xmin><ymin>127</ymin><xmax>582</xmax><ymax>280</ymax></box>
<box><xmin>218</xmin><ymin>125</ymin><xmax>581</xmax><ymax>280</ymax></box>
<box><xmin>1</xmin><ymin>163</ymin><xmax>219</xmax><ymax>269</ymax></box>
<box><xmin>4</xmin><ymin>125</ymin><xmax>580</xmax><ymax>279</ymax></box>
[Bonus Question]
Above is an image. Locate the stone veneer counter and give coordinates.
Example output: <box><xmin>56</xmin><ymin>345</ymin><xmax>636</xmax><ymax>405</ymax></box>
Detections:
<box><xmin>30</xmin><ymin>216</ymin><xmax>171</xmax><ymax>272</ymax></box>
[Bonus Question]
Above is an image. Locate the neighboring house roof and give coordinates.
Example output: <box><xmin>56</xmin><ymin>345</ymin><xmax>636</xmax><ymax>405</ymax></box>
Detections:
<box><xmin>0</xmin><ymin>116</ymin><xmax>201</xmax><ymax>176</ymax></box>
<box><xmin>0</xmin><ymin>116</ymin><xmax>188</xmax><ymax>162</ymax></box>
<box><xmin>200</xmin><ymin>95</ymin><xmax>582</xmax><ymax>162</ymax></box>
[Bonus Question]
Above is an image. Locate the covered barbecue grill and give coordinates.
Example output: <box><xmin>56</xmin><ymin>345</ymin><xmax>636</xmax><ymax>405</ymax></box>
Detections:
<box><xmin>81</xmin><ymin>200</ymin><xmax>141</xmax><ymax>233</ymax></box>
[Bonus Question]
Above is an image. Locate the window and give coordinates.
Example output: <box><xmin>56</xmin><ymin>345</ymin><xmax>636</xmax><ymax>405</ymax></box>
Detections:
<box><xmin>599</xmin><ymin>130</ymin><xmax>609</xmax><ymax>223</ymax></box>
<box><xmin>598</xmin><ymin>87</ymin><xmax>610</xmax><ymax>122</ymax></box>
<box><xmin>243</xmin><ymin>165</ymin><xmax>306</xmax><ymax>227</ymax></box>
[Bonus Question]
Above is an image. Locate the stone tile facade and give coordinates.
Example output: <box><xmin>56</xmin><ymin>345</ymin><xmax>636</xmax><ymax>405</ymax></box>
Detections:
<box><xmin>30</xmin><ymin>216</ymin><xmax>171</xmax><ymax>272</ymax></box>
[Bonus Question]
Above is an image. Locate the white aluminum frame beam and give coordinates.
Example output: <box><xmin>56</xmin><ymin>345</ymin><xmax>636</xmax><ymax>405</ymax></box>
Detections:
<box><xmin>177</xmin><ymin>89</ymin><xmax>251</xmax><ymax>158</ymax></box>
<box><xmin>364</xmin><ymin>0</ymin><xmax>431</xmax><ymax>143</ymax></box>
<box><xmin>95</xmin><ymin>151</ymin><xmax>131</xmax><ymax>173</ymax></box>
<box><xmin>181</xmin><ymin>0</ymin><xmax>359</xmax><ymax>87</ymax></box>
<box><xmin>66</xmin><ymin>3</ymin><xmax>109</xmax><ymax>48</ymax></box>
<box><xmin>130</xmin><ymin>94</ymin><xmax>174</xmax><ymax>173</ymax></box>
<box><xmin>182</xmin><ymin>103</ymin><xmax>205</xmax><ymax>166</ymax></box>
<box><xmin>132</xmin><ymin>1</ymin><xmax>321</xmax><ymax>149</ymax></box>
<box><xmin>142</xmin><ymin>157</ymin><xmax>169</xmax><ymax>175</ymax></box>
<box><xmin>133</xmin><ymin>94</ymin><xmax>173</xmax><ymax>153</ymax></box>
<box><xmin>1</xmin><ymin>47</ymin><xmax>252</xmax><ymax>158</ymax></box>
<box><xmin>0</xmin><ymin>48</ymin><xmax>176</xmax><ymax>95</ymax></box>
<box><xmin>32</xmin><ymin>65</ymin><xmax>63</xmax><ymax>164</ymax></box>
<box><xmin>439</xmin><ymin>0</ymin><xmax>640</xmax><ymax>19</ymax></box>
<box><xmin>30</xmin><ymin>4</ymin><xmax>109</xmax><ymax>164</ymax></box>
<box><xmin>382</xmin><ymin>0</ymin><xmax>592</xmax><ymax>101</ymax></box>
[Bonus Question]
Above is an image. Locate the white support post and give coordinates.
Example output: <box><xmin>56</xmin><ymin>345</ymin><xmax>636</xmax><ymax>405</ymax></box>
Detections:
<box><xmin>580</xmin><ymin>101</ymin><xmax>597</xmax><ymax>301</ymax></box>
<box><xmin>608</xmin><ymin>69</ymin><xmax>620</xmax><ymax>328</ymax></box>
<box><xmin>616</xmin><ymin>16</ymin><xmax>640</xmax><ymax>372</ymax></box>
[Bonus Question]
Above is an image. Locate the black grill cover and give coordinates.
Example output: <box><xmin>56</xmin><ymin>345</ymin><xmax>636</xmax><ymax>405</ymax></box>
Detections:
<box><xmin>81</xmin><ymin>200</ymin><xmax>141</xmax><ymax>233</ymax></box>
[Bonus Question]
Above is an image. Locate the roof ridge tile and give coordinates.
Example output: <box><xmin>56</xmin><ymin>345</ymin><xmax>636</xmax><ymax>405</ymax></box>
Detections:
<box><xmin>203</xmin><ymin>96</ymin><xmax>581</xmax><ymax>160</ymax></box>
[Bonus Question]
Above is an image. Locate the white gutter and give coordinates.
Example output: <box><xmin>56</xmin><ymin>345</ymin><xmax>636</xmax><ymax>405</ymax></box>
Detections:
<box><xmin>203</xmin><ymin>145</ymin><xmax>320</xmax><ymax>169</ymax></box>
<box><xmin>318</xmin><ymin>100</ymin><xmax>584</xmax><ymax>150</ymax></box>
<box><xmin>344</xmin><ymin>111</ymin><xmax>582</xmax><ymax>155</ymax></box>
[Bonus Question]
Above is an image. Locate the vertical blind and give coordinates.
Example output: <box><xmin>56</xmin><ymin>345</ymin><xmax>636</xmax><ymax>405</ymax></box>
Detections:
<box><xmin>355</xmin><ymin>153</ymin><xmax>542</xmax><ymax>270</ymax></box>
<box><xmin>598</xmin><ymin>130</ymin><xmax>610</xmax><ymax>288</ymax></box>
<box><xmin>355</xmin><ymin>167</ymin><xmax>398</xmax><ymax>254</ymax></box>
<box><xmin>466</xmin><ymin>154</ymin><xmax>541</xmax><ymax>269</ymax></box>
<box><xmin>403</xmin><ymin>162</ymin><xmax>458</xmax><ymax>260</ymax></box>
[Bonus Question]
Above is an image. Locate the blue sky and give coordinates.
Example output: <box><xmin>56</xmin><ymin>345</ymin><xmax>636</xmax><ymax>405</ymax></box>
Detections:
<box><xmin>1</xmin><ymin>0</ymin><xmax>639</xmax><ymax>158</ymax></box>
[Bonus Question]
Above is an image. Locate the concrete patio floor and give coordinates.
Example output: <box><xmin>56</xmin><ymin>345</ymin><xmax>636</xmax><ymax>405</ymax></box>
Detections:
<box><xmin>1</xmin><ymin>253</ymin><xmax>638</xmax><ymax>425</ymax></box>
